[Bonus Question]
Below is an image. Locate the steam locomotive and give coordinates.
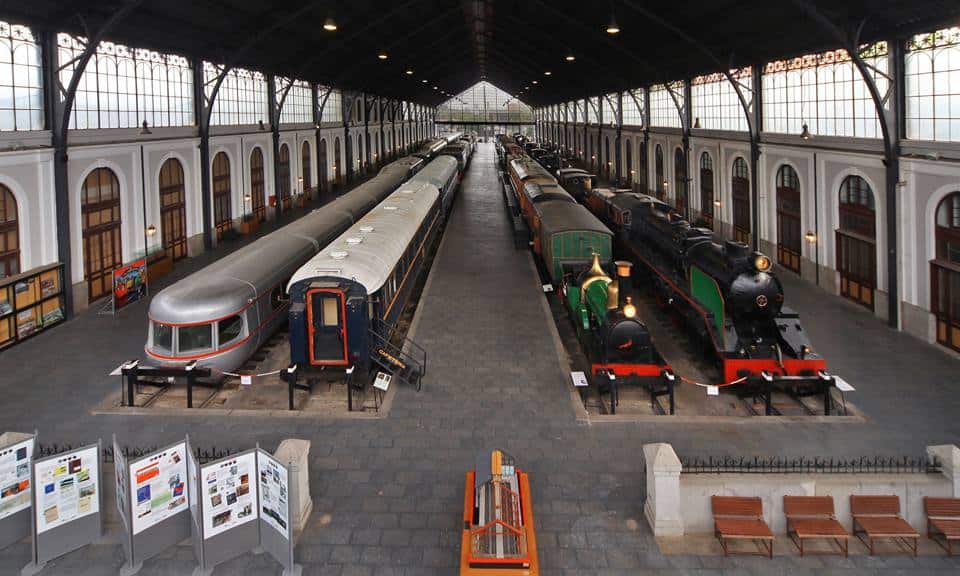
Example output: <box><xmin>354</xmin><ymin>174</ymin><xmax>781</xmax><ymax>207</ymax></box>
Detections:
<box><xmin>584</xmin><ymin>190</ymin><xmax>828</xmax><ymax>386</ymax></box>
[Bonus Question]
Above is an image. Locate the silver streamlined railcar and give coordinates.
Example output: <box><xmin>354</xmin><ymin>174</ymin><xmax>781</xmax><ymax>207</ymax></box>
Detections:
<box><xmin>143</xmin><ymin>154</ymin><xmax>428</xmax><ymax>373</ymax></box>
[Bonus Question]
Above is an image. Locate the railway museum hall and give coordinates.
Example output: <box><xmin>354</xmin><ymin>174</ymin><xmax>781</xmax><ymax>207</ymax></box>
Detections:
<box><xmin>0</xmin><ymin>1</ymin><xmax>959</xmax><ymax>575</ymax></box>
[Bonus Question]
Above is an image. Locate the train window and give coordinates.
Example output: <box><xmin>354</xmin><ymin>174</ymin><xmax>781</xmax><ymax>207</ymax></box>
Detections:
<box><xmin>178</xmin><ymin>324</ymin><xmax>213</xmax><ymax>353</ymax></box>
<box><xmin>321</xmin><ymin>297</ymin><xmax>340</xmax><ymax>327</ymax></box>
<box><xmin>217</xmin><ymin>315</ymin><xmax>244</xmax><ymax>347</ymax></box>
<box><xmin>153</xmin><ymin>322</ymin><xmax>173</xmax><ymax>352</ymax></box>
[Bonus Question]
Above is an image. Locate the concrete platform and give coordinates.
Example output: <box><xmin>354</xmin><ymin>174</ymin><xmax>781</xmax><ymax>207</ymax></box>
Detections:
<box><xmin>0</xmin><ymin>143</ymin><xmax>957</xmax><ymax>574</ymax></box>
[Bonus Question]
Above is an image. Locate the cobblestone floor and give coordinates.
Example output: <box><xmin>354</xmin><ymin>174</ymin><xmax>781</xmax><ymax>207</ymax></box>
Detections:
<box><xmin>0</xmin><ymin>144</ymin><xmax>958</xmax><ymax>574</ymax></box>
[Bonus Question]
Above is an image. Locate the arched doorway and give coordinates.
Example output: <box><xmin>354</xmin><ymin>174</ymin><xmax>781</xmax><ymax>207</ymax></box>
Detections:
<box><xmin>301</xmin><ymin>141</ymin><xmax>312</xmax><ymax>198</ymax></box>
<box><xmin>379</xmin><ymin>132</ymin><xmax>385</xmax><ymax>164</ymax></box>
<box><xmin>836</xmin><ymin>175</ymin><xmax>876</xmax><ymax>310</ymax></box>
<box><xmin>250</xmin><ymin>148</ymin><xmax>266</xmax><ymax>221</ymax></box>
<box><xmin>212</xmin><ymin>152</ymin><xmax>232</xmax><ymax>240</ymax></box>
<box><xmin>373</xmin><ymin>133</ymin><xmax>379</xmax><ymax>169</ymax></box>
<box><xmin>931</xmin><ymin>192</ymin><xmax>960</xmax><ymax>352</ymax></box>
<box><xmin>674</xmin><ymin>148</ymin><xmax>688</xmax><ymax>218</ymax></box>
<box><xmin>625</xmin><ymin>139</ymin><xmax>633</xmax><ymax>189</ymax></box>
<box><xmin>776</xmin><ymin>165</ymin><xmax>802</xmax><ymax>274</ymax></box>
<box><xmin>699</xmin><ymin>152</ymin><xmax>714</xmax><ymax>229</ymax></box>
<box><xmin>0</xmin><ymin>185</ymin><xmax>20</xmax><ymax>277</ymax></box>
<box><xmin>278</xmin><ymin>144</ymin><xmax>291</xmax><ymax>205</ymax></box>
<box><xmin>318</xmin><ymin>139</ymin><xmax>328</xmax><ymax>194</ymax></box>
<box><xmin>639</xmin><ymin>141</ymin><xmax>648</xmax><ymax>193</ymax></box>
<box><xmin>588</xmin><ymin>135</ymin><xmax>595</xmax><ymax>170</ymax></box>
<box><xmin>732</xmin><ymin>157</ymin><xmax>751</xmax><ymax>244</ymax></box>
<box><xmin>365</xmin><ymin>132</ymin><xmax>372</xmax><ymax>169</ymax></box>
<box><xmin>158</xmin><ymin>158</ymin><xmax>186</xmax><ymax>261</ymax></box>
<box><xmin>357</xmin><ymin>136</ymin><xmax>364</xmax><ymax>175</ymax></box>
<box><xmin>654</xmin><ymin>145</ymin><xmax>665</xmax><ymax>201</ymax></box>
<box><xmin>81</xmin><ymin>168</ymin><xmax>121</xmax><ymax>302</ymax></box>
<box><xmin>334</xmin><ymin>137</ymin><xmax>342</xmax><ymax>186</ymax></box>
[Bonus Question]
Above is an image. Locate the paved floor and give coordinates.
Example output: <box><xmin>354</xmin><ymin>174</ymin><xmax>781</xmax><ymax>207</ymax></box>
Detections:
<box><xmin>0</xmin><ymin>144</ymin><xmax>959</xmax><ymax>574</ymax></box>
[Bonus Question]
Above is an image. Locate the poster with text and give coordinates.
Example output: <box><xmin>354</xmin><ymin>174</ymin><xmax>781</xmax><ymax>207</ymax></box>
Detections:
<box><xmin>201</xmin><ymin>453</ymin><xmax>258</xmax><ymax>540</ymax></box>
<box><xmin>130</xmin><ymin>442</ymin><xmax>188</xmax><ymax>535</ymax></box>
<box><xmin>35</xmin><ymin>445</ymin><xmax>99</xmax><ymax>534</ymax></box>
<box><xmin>0</xmin><ymin>437</ymin><xmax>34</xmax><ymax>521</ymax></box>
<box><xmin>113</xmin><ymin>439</ymin><xmax>128</xmax><ymax>530</ymax></box>
<box><xmin>257</xmin><ymin>451</ymin><xmax>289</xmax><ymax>538</ymax></box>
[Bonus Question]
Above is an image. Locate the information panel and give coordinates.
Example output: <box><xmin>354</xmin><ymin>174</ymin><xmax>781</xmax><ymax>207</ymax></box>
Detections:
<box><xmin>0</xmin><ymin>438</ymin><xmax>33</xmax><ymax>521</ymax></box>
<box><xmin>257</xmin><ymin>452</ymin><xmax>289</xmax><ymax>538</ymax></box>
<box><xmin>201</xmin><ymin>453</ymin><xmax>258</xmax><ymax>539</ymax></box>
<box><xmin>130</xmin><ymin>442</ymin><xmax>188</xmax><ymax>535</ymax></box>
<box><xmin>35</xmin><ymin>445</ymin><xmax>99</xmax><ymax>534</ymax></box>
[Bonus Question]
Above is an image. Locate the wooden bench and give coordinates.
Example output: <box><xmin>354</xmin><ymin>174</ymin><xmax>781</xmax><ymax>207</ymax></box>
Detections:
<box><xmin>924</xmin><ymin>497</ymin><xmax>960</xmax><ymax>555</ymax></box>
<box><xmin>850</xmin><ymin>495</ymin><xmax>919</xmax><ymax>555</ymax></box>
<box><xmin>783</xmin><ymin>496</ymin><xmax>849</xmax><ymax>556</ymax></box>
<box><xmin>712</xmin><ymin>496</ymin><xmax>773</xmax><ymax>558</ymax></box>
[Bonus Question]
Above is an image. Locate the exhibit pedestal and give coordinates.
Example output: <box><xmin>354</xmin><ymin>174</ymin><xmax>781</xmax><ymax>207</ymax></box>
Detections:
<box><xmin>20</xmin><ymin>561</ymin><xmax>45</xmax><ymax>576</ymax></box>
<box><xmin>274</xmin><ymin>439</ymin><xmax>312</xmax><ymax>536</ymax></box>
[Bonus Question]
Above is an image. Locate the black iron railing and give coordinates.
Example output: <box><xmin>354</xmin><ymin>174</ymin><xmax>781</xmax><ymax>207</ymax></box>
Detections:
<box><xmin>37</xmin><ymin>443</ymin><xmax>238</xmax><ymax>465</ymax></box>
<box><xmin>680</xmin><ymin>455</ymin><xmax>942</xmax><ymax>475</ymax></box>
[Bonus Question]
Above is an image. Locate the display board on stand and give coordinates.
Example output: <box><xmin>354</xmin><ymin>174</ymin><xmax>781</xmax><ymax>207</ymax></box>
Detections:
<box><xmin>193</xmin><ymin>449</ymin><xmax>260</xmax><ymax>574</ymax></box>
<box><xmin>257</xmin><ymin>449</ymin><xmax>298</xmax><ymax>575</ymax></box>
<box><xmin>0</xmin><ymin>432</ymin><xmax>35</xmax><ymax>551</ymax></box>
<box><xmin>116</xmin><ymin>437</ymin><xmax>192</xmax><ymax>576</ymax></box>
<box><xmin>24</xmin><ymin>441</ymin><xmax>102</xmax><ymax>574</ymax></box>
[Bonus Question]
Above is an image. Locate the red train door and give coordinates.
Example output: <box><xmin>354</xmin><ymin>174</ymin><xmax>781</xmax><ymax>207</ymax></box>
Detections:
<box><xmin>307</xmin><ymin>288</ymin><xmax>348</xmax><ymax>365</ymax></box>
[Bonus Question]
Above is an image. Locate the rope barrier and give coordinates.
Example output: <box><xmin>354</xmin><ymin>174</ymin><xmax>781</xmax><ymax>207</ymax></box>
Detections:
<box><xmin>679</xmin><ymin>375</ymin><xmax>747</xmax><ymax>389</ymax></box>
<box><xmin>215</xmin><ymin>368</ymin><xmax>284</xmax><ymax>378</ymax></box>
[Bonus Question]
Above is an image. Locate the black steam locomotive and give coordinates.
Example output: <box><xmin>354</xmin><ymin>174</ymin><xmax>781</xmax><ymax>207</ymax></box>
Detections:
<box><xmin>584</xmin><ymin>191</ymin><xmax>827</xmax><ymax>385</ymax></box>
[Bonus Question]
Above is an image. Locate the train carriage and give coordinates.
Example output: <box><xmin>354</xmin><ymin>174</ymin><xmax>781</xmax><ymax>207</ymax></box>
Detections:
<box><xmin>535</xmin><ymin>201</ymin><xmax>612</xmax><ymax>285</ymax></box>
<box><xmin>287</xmin><ymin>171</ymin><xmax>444</xmax><ymax>374</ymax></box>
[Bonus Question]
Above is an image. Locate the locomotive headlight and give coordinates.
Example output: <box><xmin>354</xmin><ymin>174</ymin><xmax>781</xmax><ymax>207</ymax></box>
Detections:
<box><xmin>753</xmin><ymin>254</ymin><xmax>772</xmax><ymax>272</ymax></box>
<box><xmin>623</xmin><ymin>296</ymin><xmax>637</xmax><ymax>319</ymax></box>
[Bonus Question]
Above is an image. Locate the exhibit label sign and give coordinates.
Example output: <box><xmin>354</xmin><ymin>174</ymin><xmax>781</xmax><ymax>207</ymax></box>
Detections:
<box><xmin>0</xmin><ymin>437</ymin><xmax>33</xmax><ymax>520</ymax></box>
<box><xmin>130</xmin><ymin>442</ymin><xmax>188</xmax><ymax>535</ymax></box>
<box><xmin>201</xmin><ymin>453</ymin><xmax>258</xmax><ymax>539</ymax></box>
<box><xmin>35</xmin><ymin>445</ymin><xmax>99</xmax><ymax>534</ymax></box>
<box><xmin>257</xmin><ymin>452</ymin><xmax>289</xmax><ymax>538</ymax></box>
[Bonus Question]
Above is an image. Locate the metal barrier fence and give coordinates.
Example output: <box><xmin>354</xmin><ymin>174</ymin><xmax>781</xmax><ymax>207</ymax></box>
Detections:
<box><xmin>37</xmin><ymin>443</ymin><xmax>238</xmax><ymax>465</ymax></box>
<box><xmin>679</xmin><ymin>454</ymin><xmax>942</xmax><ymax>475</ymax></box>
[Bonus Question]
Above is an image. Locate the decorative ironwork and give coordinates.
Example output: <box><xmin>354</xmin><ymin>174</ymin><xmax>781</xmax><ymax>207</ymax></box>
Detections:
<box><xmin>0</xmin><ymin>20</ymin><xmax>43</xmax><ymax>131</ymax></box>
<box><xmin>38</xmin><ymin>443</ymin><xmax>239</xmax><ymax>464</ymax></box>
<box><xmin>692</xmin><ymin>68</ymin><xmax>753</xmax><ymax>132</ymax></box>
<box><xmin>203</xmin><ymin>62</ymin><xmax>267</xmax><ymax>126</ymax></box>
<box><xmin>650</xmin><ymin>83</ymin><xmax>683</xmax><ymax>128</ymax></box>
<box><xmin>680</xmin><ymin>454</ymin><xmax>941</xmax><ymax>475</ymax></box>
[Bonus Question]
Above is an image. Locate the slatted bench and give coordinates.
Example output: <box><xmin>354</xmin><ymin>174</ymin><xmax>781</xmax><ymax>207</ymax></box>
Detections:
<box><xmin>850</xmin><ymin>495</ymin><xmax>919</xmax><ymax>555</ymax></box>
<box><xmin>783</xmin><ymin>496</ymin><xmax>849</xmax><ymax>556</ymax></box>
<box><xmin>712</xmin><ymin>496</ymin><xmax>774</xmax><ymax>558</ymax></box>
<box><xmin>924</xmin><ymin>497</ymin><xmax>960</xmax><ymax>555</ymax></box>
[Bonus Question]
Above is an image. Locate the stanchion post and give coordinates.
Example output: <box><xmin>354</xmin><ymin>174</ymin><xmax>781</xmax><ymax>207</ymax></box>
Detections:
<box><xmin>121</xmin><ymin>360</ymin><xmax>139</xmax><ymax>407</ymax></box>
<box><xmin>664</xmin><ymin>370</ymin><xmax>676</xmax><ymax>416</ymax></box>
<box><xmin>185</xmin><ymin>361</ymin><xmax>197</xmax><ymax>409</ymax></box>
<box><xmin>285</xmin><ymin>364</ymin><xmax>298</xmax><ymax>411</ymax></box>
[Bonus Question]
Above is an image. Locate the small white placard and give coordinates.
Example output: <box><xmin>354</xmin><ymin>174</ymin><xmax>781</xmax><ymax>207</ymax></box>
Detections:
<box><xmin>833</xmin><ymin>376</ymin><xmax>855</xmax><ymax>392</ymax></box>
<box><xmin>706</xmin><ymin>385</ymin><xmax>719</xmax><ymax>396</ymax></box>
<box><xmin>542</xmin><ymin>284</ymin><xmax>553</xmax><ymax>293</ymax></box>
<box><xmin>374</xmin><ymin>372</ymin><xmax>392</xmax><ymax>391</ymax></box>
<box><xmin>240</xmin><ymin>375</ymin><xmax>252</xmax><ymax>386</ymax></box>
<box><xmin>571</xmin><ymin>371</ymin><xmax>589</xmax><ymax>387</ymax></box>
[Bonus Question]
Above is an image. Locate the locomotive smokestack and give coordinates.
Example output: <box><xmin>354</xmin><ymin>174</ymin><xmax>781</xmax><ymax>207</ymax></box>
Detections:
<box><xmin>615</xmin><ymin>260</ymin><xmax>633</xmax><ymax>310</ymax></box>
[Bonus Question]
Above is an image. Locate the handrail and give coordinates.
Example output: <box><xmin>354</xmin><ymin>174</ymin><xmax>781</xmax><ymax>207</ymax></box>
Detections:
<box><xmin>371</xmin><ymin>317</ymin><xmax>427</xmax><ymax>377</ymax></box>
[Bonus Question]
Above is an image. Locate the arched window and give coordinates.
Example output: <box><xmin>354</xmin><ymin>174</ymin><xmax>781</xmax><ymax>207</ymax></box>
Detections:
<box><xmin>837</xmin><ymin>175</ymin><xmax>876</xmax><ymax>310</ymax></box>
<box><xmin>674</xmin><ymin>148</ymin><xmax>688</xmax><ymax>217</ymax></box>
<box><xmin>212</xmin><ymin>152</ymin><xmax>232</xmax><ymax>239</ymax></box>
<box><xmin>625</xmin><ymin>139</ymin><xmax>633</xmax><ymax>188</ymax></box>
<box><xmin>0</xmin><ymin>185</ymin><xmax>20</xmax><ymax>277</ymax></box>
<box><xmin>732</xmin><ymin>157</ymin><xmax>751</xmax><ymax>244</ymax></box>
<box><xmin>81</xmin><ymin>168</ymin><xmax>121</xmax><ymax>302</ymax></box>
<box><xmin>301</xmin><ymin>141</ymin><xmax>312</xmax><ymax>198</ymax></box>
<box><xmin>699</xmin><ymin>152</ymin><xmax>714</xmax><ymax>229</ymax></box>
<box><xmin>158</xmin><ymin>158</ymin><xmax>186</xmax><ymax>261</ymax></box>
<box><xmin>334</xmin><ymin>137</ymin><xmax>342</xmax><ymax>185</ymax></box>
<box><xmin>776</xmin><ymin>165</ymin><xmax>802</xmax><ymax>274</ymax></box>
<box><xmin>932</xmin><ymin>192</ymin><xmax>960</xmax><ymax>351</ymax></box>
<box><xmin>250</xmin><ymin>148</ymin><xmax>266</xmax><ymax>221</ymax></box>
<box><xmin>278</xmin><ymin>144</ymin><xmax>291</xmax><ymax>202</ymax></box>
<box><xmin>654</xmin><ymin>145</ymin><xmax>665</xmax><ymax>200</ymax></box>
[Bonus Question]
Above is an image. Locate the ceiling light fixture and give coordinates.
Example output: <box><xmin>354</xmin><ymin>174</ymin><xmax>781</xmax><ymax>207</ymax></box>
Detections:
<box><xmin>406</xmin><ymin>69</ymin><xmax>414</xmax><ymax>75</ymax></box>
<box><xmin>532</xmin><ymin>80</ymin><xmax>538</xmax><ymax>85</ymax></box>
<box><xmin>377</xmin><ymin>51</ymin><xmax>388</xmax><ymax>60</ymax></box>
<box><xmin>565</xmin><ymin>52</ymin><xmax>575</xmax><ymax>62</ymax></box>
<box><xmin>606</xmin><ymin>11</ymin><xmax>620</xmax><ymax>35</ymax></box>
<box><xmin>323</xmin><ymin>18</ymin><xmax>337</xmax><ymax>31</ymax></box>
<box><xmin>544</xmin><ymin>71</ymin><xmax>552</xmax><ymax>76</ymax></box>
